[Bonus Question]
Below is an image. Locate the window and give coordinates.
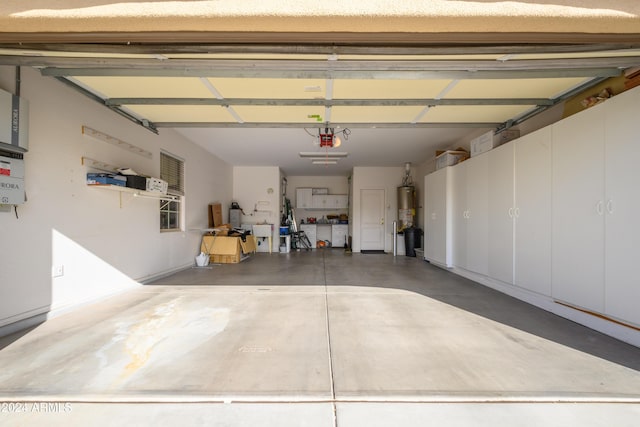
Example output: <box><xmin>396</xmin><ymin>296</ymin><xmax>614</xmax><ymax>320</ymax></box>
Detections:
<box><xmin>160</xmin><ymin>152</ymin><xmax>184</xmax><ymax>231</ymax></box>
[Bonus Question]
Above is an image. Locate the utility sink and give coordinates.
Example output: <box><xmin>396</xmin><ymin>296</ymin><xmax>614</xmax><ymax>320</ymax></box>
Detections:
<box><xmin>252</xmin><ymin>224</ymin><xmax>273</xmax><ymax>237</ymax></box>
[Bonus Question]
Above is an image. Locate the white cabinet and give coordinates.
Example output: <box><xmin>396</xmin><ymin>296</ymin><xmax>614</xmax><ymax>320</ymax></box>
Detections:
<box><xmin>466</xmin><ymin>155</ymin><xmax>489</xmax><ymax>275</ymax></box>
<box><xmin>552</xmin><ymin>103</ymin><xmax>606</xmax><ymax>313</ymax></box>
<box><xmin>332</xmin><ymin>194</ymin><xmax>348</xmax><ymax>209</ymax></box>
<box><xmin>424</xmin><ymin>167</ymin><xmax>453</xmax><ymax>267</ymax></box>
<box><xmin>513</xmin><ymin>126</ymin><xmax>552</xmax><ymax>296</ymax></box>
<box><xmin>452</xmin><ymin>161</ymin><xmax>467</xmax><ymax>269</ymax></box>
<box><xmin>553</xmin><ymin>88</ymin><xmax>640</xmax><ymax>326</ymax></box>
<box><xmin>296</xmin><ymin>188</ymin><xmax>313</xmax><ymax>209</ymax></box>
<box><xmin>425</xmin><ymin>86</ymin><xmax>640</xmax><ymax>330</ymax></box>
<box><xmin>452</xmin><ymin>155</ymin><xmax>489</xmax><ymax>275</ymax></box>
<box><xmin>299</xmin><ymin>188</ymin><xmax>348</xmax><ymax>210</ymax></box>
<box><xmin>603</xmin><ymin>88</ymin><xmax>640</xmax><ymax>326</ymax></box>
<box><xmin>299</xmin><ymin>224</ymin><xmax>317</xmax><ymax>248</ymax></box>
<box><xmin>331</xmin><ymin>224</ymin><xmax>349</xmax><ymax>247</ymax></box>
<box><xmin>311</xmin><ymin>194</ymin><xmax>348</xmax><ymax>209</ymax></box>
<box><xmin>487</xmin><ymin>143</ymin><xmax>515</xmax><ymax>284</ymax></box>
<box><xmin>312</xmin><ymin>194</ymin><xmax>329</xmax><ymax>209</ymax></box>
<box><xmin>457</xmin><ymin>128</ymin><xmax>552</xmax><ymax>294</ymax></box>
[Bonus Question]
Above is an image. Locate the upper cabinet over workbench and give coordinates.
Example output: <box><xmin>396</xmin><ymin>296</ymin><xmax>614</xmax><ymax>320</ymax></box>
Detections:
<box><xmin>296</xmin><ymin>188</ymin><xmax>348</xmax><ymax>210</ymax></box>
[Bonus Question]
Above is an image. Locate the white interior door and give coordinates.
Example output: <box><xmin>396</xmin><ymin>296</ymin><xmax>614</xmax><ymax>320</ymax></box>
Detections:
<box><xmin>360</xmin><ymin>189</ymin><xmax>385</xmax><ymax>251</ymax></box>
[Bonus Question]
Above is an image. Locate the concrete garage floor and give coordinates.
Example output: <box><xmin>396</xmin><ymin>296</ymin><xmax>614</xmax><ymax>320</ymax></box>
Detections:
<box><xmin>1</xmin><ymin>250</ymin><xmax>639</xmax><ymax>426</ymax></box>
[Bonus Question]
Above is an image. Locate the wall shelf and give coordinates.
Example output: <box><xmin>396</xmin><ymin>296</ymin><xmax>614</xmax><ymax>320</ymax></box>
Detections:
<box><xmin>87</xmin><ymin>184</ymin><xmax>179</xmax><ymax>208</ymax></box>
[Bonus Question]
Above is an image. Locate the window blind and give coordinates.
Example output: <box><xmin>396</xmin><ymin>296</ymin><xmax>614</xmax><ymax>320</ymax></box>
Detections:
<box><xmin>160</xmin><ymin>152</ymin><xmax>184</xmax><ymax>196</ymax></box>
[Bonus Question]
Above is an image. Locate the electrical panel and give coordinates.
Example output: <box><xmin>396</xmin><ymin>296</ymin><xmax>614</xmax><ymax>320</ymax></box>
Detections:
<box><xmin>0</xmin><ymin>149</ymin><xmax>25</xmax><ymax>205</ymax></box>
<box><xmin>0</xmin><ymin>87</ymin><xmax>29</xmax><ymax>153</ymax></box>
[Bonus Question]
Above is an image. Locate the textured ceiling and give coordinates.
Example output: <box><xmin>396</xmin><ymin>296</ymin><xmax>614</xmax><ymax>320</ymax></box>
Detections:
<box><xmin>1</xmin><ymin>1</ymin><xmax>640</xmax><ymax>35</ymax></box>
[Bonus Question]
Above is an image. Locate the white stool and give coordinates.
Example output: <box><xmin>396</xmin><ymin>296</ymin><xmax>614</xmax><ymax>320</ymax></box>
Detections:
<box><xmin>279</xmin><ymin>234</ymin><xmax>291</xmax><ymax>253</ymax></box>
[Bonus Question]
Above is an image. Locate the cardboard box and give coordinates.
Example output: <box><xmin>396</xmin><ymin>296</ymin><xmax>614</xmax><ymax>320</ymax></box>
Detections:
<box><xmin>146</xmin><ymin>177</ymin><xmax>168</xmax><ymax>194</ymax></box>
<box><xmin>200</xmin><ymin>235</ymin><xmax>257</xmax><ymax>264</ymax></box>
<box><xmin>208</xmin><ymin>203</ymin><xmax>223</xmax><ymax>228</ymax></box>
<box><xmin>86</xmin><ymin>173</ymin><xmax>126</xmax><ymax>187</ymax></box>
<box><xmin>212</xmin><ymin>224</ymin><xmax>233</xmax><ymax>236</ymax></box>
<box><xmin>470</xmin><ymin>131</ymin><xmax>496</xmax><ymax>157</ymax></box>
<box><xmin>435</xmin><ymin>150</ymin><xmax>469</xmax><ymax>170</ymax></box>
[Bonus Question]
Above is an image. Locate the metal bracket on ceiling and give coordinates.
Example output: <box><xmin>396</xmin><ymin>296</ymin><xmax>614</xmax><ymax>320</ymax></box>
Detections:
<box><xmin>494</xmin><ymin>75</ymin><xmax>611</xmax><ymax>133</ymax></box>
<box><xmin>52</xmin><ymin>76</ymin><xmax>159</xmax><ymax>134</ymax></box>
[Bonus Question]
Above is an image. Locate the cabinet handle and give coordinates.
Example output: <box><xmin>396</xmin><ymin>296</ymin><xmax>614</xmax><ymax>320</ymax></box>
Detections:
<box><xmin>606</xmin><ymin>200</ymin><xmax>614</xmax><ymax>214</ymax></box>
<box><xmin>514</xmin><ymin>207</ymin><xmax>520</xmax><ymax>218</ymax></box>
<box><xmin>596</xmin><ymin>201</ymin><xmax>604</xmax><ymax>216</ymax></box>
<box><xmin>508</xmin><ymin>207</ymin><xmax>514</xmax><ymax>218</ymax></box>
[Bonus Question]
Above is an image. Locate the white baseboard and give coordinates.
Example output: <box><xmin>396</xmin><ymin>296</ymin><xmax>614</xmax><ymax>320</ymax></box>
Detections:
<box><xmin>0</xmin><ymin>310</ymin><xmax>49</xmax><ymax>337</ymax></box>
<box><xmin>138</xmin><ymin>262</ymin><xmax>193</xmax><ymax>284</ymax></box>
<box><xmin>0</xmin><ymin>263</ymin><xmax>192</xmax><ymax>338</ymax></box>
<box><xmin>449</xmin><ymin>266</ymin><xmax>640</xmax><ymax>348</ymax></box>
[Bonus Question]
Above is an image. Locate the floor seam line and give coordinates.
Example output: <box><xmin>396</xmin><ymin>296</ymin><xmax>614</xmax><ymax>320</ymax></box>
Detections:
<box><xmin>322</xmin><ymin>250</ymin><xmax>338</xmax><ymax>427</ymax></box>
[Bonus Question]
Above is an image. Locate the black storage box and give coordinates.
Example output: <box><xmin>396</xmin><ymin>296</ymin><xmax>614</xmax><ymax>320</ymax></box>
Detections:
<box><xmin>124</xmin><ymin>175</ymin><xmax>147</xmax><ymax>190</ymax></box>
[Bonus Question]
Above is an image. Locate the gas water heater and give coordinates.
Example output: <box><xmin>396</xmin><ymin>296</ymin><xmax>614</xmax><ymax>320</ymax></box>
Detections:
<box><xmin>397</xmin><ymin>163</ymin><xmax>415</xmax><ymax>232</ymax></box>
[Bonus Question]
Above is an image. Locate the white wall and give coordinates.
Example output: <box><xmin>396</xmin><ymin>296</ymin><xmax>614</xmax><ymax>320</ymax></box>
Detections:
<box><xmin>351</xmin><ymin>166</ymin><xmax>409</xmax><ymax>253</ymax></box>
<box><xmin>0</xmin><ymin>66</ymin><xmax>233</xmax><ymax>333</ymax></box>
<box><xmin>232</xmin><ymin>166</ymin><xmax>281</xmax><ymax>252</ymax></box>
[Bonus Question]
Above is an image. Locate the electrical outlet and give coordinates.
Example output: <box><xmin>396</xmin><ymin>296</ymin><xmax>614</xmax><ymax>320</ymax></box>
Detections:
<box><xmin>52</xmin><ymin>265</ymin><xmax>64</xmax><ymax>278</ymax></box>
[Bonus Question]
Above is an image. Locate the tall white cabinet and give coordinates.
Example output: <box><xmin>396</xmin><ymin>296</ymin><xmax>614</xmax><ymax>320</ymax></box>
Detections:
<box><xmin>423</xmin><ymin>86</ymin><xmax>640</xmax><ymax>333</ymax></box>
<box><xmin>424</xmin><ymin>167</ymin><xmax>453</xmax><ymax>267</ymax></box>
<box><xmin>487</xmin><ymin>143</ymin><xmax>515</xmax><ymax>285</ymax></box>
<box><xmin>453</xmin><ymin>154</ymin><xmax>489</xmax><ymax>275</ymax></box>
<box><xmin>603</xmin><ymin>87</ymin><xmax>640</xmax><ymax>326</ymax></box>
<box><xmin>552</xmin><ymin>102</ymin><xmax>606</xmax><ymax>313</ymax></box>
<box><xmin>452</xmin><ymin>160</ymin><xmax>468</xmax><ymax>270</ymax></box>
<box><xmin>553</xmin><ymin>87</ymin><xmax>640</xmax><ymax>325</ymax></box>
<box><xmin>513</xmin><ymin>127</ymin><xmax>552</xmax><ymax>296</ymax></box>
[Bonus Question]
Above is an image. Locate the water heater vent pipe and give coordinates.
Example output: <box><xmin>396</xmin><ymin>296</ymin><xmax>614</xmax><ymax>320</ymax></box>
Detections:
<box><xmin>402</xmin><ymin>162</ymin><xmax>413</xmax><ymax>186</ymax></box>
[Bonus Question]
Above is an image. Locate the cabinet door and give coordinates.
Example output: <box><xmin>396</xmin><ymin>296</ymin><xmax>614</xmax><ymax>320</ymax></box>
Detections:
<box><xmin>325</xmin><ymin>195</ymin><xmax>337</xmax><ymax>209</ymax></box>
<box><xmin>552</xmin><ymin>104</ymin><xmax>605</xmax><ymax>313</ymax></box>
<box><xmin>604</xmin><ymin>87</ymin><xmax>640</xmax><ymax>326</ymax></box>
<box><xmin>465</xmin><ymin>154</ymin><xmax>489</xmax><ymax>275</ymax></box>
<box><xmin>299</xmin><ymin>224</ymin><xmax>317</xmax><ymax>248</ymax></box>
<box><xmin>334</xmin><ymin>195</ymin><xmax>348</xmax><ymax>209</ymax></box>
<box><xmin>296</xmin><ymin>188</ymin><xmax>313</xmax><ymax>209</ymax></box>
<box><xmin>452</xmin><ymin>161</ymin><xmax>467</xmax><ymax>269</ymax></box>
<box><xmin>424</xmin><ymin>167</ymin><xmax>452</xmax><ymax>267</ymax></box>
<box><xmin>312</xmin><ymin>195</ymin><xmax>328</xmax><ymax>209</ymax></box>
<box><xmin>332</xmin><ymin>225</ymin><xmax>348</xmax><ymax>247</ymax></box>
<box><xmin>514</xmin><ymin>126</ymin><xmax>552</xmax><ymax>296</ymax></box>
<box><xmin>488</xmin><ymin>143</ymin><xmax>515</xmax><ymax>284</ymax></box>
